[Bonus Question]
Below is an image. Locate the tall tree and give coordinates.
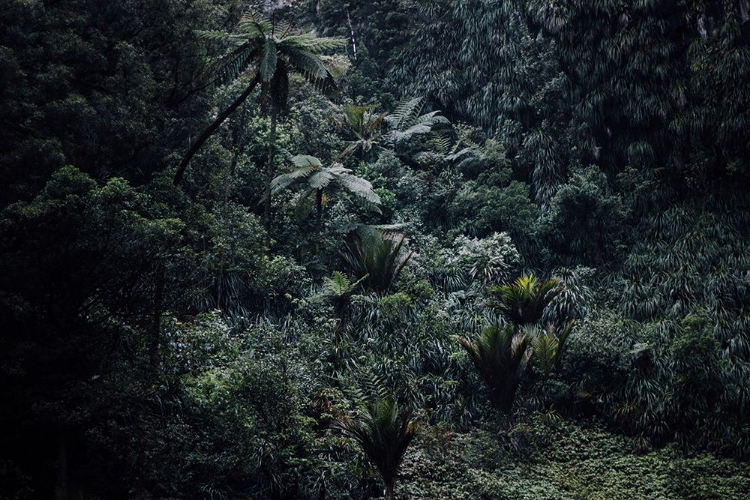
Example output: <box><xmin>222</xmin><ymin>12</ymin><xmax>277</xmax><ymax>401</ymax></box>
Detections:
<box><xmin>173</xmin><ymin>11</ymin><xmax>346</xmax><ymax>231</ymax></box>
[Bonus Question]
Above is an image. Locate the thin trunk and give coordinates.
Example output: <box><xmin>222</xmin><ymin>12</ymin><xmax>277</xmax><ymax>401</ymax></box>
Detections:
<box><xmin>315</xmin><ymin>188</ymin><xmax>323</xmax><ymax>234</ymax></box>
<box><xmin>174</xmin><ymin>75</ymin><xmax>260</xmax><ymax>185</ymax></box>
<box><xmin>385</xmin><ymin>481</ymin><xmax>395</xmax><ymax>500</ymax></box>
<box><xmin>218</xmin><ymin>142</ymin><xmax>244</xmax><ymax>311</ymax></box>
<box><xmin>150</xmin><ymin>261</ymin><xmax>166</xmax><ymax>372</ymax></box>
<box><xmin>56</xmin><ymin>435</ymin><xmax>68</xmax><ymax>500</ymax></box>
<box><xmin>216</xmin><ymin>258</ymin><xmax>224</xmax><ymax>311</ymax></box>
<box><xmin>264</xmin><ymin>106</ymin><xmax>277</xmax><ymax>236</ymax></box>
<box><xmin>347</xmin><ymin>9</ymin><xmax>357</xmax><ymax>60</ymax></box>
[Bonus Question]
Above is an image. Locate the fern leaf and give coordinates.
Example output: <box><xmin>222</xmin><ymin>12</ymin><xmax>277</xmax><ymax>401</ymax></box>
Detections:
<box><xmin>260</xmin><ymin>37</ymin><xmax>278</xmax><ymax>83</ymax></box>
<box><xmin>291</xmin><ymin>154</ymin><xmax>323</xmax><ymax>168</ymax></box>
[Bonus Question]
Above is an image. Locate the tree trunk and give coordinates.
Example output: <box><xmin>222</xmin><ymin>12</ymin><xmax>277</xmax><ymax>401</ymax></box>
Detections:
<box><xmin>149</xmin><ymin>261</ymin><xmax>166</xmax><ymax>372</ymax></box>
<box><xmin>174</xmin><ymin>75</ymin><xmax>260</xmax><ymax>185</ymax></box>
<box><xmin>264</xmin><ymin>106</ymin><xmax>277</xmax><ymax>236</ymax></box>
<box><xmin>316</xmin><ymin>188</ymin><xmax>324</xmax><ymax>232</ymax></box>
<box><xmin>385</xmin><ymin>481</ymin><xmax>395</xmax><ymax>500</ymax></box>
<box><xmin>56</xmin><ymin>435</ymin><xmax>68</xmax><ymax>500</ymax></box>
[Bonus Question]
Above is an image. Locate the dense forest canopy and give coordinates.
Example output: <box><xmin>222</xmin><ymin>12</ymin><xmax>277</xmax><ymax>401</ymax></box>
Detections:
<box><xmin>1</xmin><ymin>0</ymin><xmax>750</xmax><ymax>498</ymax></box>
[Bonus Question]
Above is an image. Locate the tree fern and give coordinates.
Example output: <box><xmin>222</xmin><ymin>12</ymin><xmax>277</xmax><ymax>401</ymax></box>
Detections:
<box><xmin>272</xmin><ymin>155</ymin><xmax>381</xmax><ymax>232</ymax></box>
<box><xmin>175</xmin><ymin>11</ymin><xmax>346</xmax><ymax>185</ymax></box>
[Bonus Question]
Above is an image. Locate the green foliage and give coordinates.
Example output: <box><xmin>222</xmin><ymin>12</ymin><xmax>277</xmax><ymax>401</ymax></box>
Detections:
<box><xmin>459</xmin><ymin>325</ymin><xmax>533</xmax><ymax>415</ymax></box>
<box><xmin>175</xmin><ymin>8</ymin><xmax>346</xmax><ymax>184</ymax></box>
<box><xmin>341</xmin><ymin>225</ymin><xmax>413</xmax><ymax>292</ymax></box>
<box><xmin>490</xmin><ymin>274</ymin><xmax>562</xmax><ymax>327</ymax></box>
<box><xmin>397</xmin><ymin>419</ymin><xmax>750</xmax><ymax>499</ymax></box>
<box><xmin>0</xmin><ymin>166</ymin><xmax>185</xmax><ymax>326</ymax></box>
<box><xmin>336</xmin><ymin>395</ymin><xmax>417</xmax><ymax>500</ymax></box>
<box><xmin>337</xmin><ymin>103</ymin><xmax>387</xmax><ymax>159</ymax></box>
<box><xmin>4</xmin><ymin>1</ymin><xmax>750</xmax><ymax>497</ymax></box>
<box><xmin>383</xmin><ymin>96</ymin><xmax>450</xmax><ymax>148</ymax></box>
<box><xmin>541</xmin><ymin>165</ymin><xmax>627</xmax><ymax>268</ymax></box>
<box><xmin>531</xmin><ymin>322</ymin><xmax>576</xmax><ymax>378</ymax></box>
<box><xmin>272</xmin><ymin>154</ymin><xmax>381</xmax><ymax>228</ymax></box>
<box><xmin>0</xmin><ymin>0</ymin><xmax>219</xmax><ymax>203</ymax></box>
<box><xmin>436</xmin><ymin>232</ymin><xmax>521</xmax><ymax>291</ymax></box>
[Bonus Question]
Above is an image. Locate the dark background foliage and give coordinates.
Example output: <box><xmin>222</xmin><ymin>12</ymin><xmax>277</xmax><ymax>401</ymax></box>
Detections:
<box><xmin>2</xmin><ymin>0</ymin><xmax>750</xmax><ymax>498</ymax></box>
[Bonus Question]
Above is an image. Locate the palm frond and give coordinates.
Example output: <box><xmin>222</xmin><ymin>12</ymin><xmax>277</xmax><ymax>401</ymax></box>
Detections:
<box><xmin>489</xmin><ymin>274</ymin><xmax>562</xmax><ymax>326</ymax></box>
<box><xmin>341</xmin><ymin>228</ymin><xmax>412</xmax><ymax>292</ymax></box>
<box><xmin>532</xmin><ymin>330</ymin><xmax>558</xmax><ymax>377</ymax></box>
<box><xmin>343</xmin><ymin>104</ymin><xmax>369</xmax><ymax>131</ymax></box>
<box><xmin>459</xmin><ymin>325</ymin><xmax>532</xmax><ymax>414</ymax></box>
<box><xmin>335</xmin><ymin>396</ymin><xmax>417</xmax><ymax>496</ymax></box>
<box><xmin>555</xmin><ymin>320</ymin><xmax>576</xmax><ymax>371</ymax></box>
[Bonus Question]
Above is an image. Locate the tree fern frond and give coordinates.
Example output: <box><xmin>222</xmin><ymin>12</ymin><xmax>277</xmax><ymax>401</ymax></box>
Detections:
<box><xmin>195</xmin><ymin>30</ymin><xmax>248</xmax><ymax>45</ymax></box>
<box><xmin>337</xmin><ymin>175</ymin><xmax>381</xmax><ymax>204</ymax></box>
<box><xmin>445</xmin><ymin>147</ymin><xmax>476</xmax><ymax>162</ymax></box>
<box><xmin>270</xmin><ymin>165</ymin><xmax>320</xmax><ymax>194</ymax></box>
<box><xmin>209</xmin><ymin>45</ymin><xmax>261</xmax><ymax>87</ymax></box>
<box><xmin>325</xmin><ymin>271</ymin><xmax>353</xmax><ymax>296</ymax></box>
<box><xmin>386</xmin><ymin>97</ymin><xmax>425</xmax><ymax>129</ymax></box>
<box><xmin>274</xmin><ymin>19</ymin><xmax>293</xmax><ymax>38</ymax></box>
<box><xmin>282</xmin><ymin>33</ymin><xmax>348</xmax><ymax>53</ymax></box>
<box><xmin>260</xmin><ymin>37</ymin><xmax>278</xmax><ymax>83</ymax></box>
<box><xmin>308</xmin><ymin>170</ymin><xmax>334</xmax><ymax>189</ymax></box>
<box><xmin>284</xmin><ymin>47</ymin><xmax>331</xmax><ymax>80</ymax></box>
<box><xmin>291</xmin><ymin>154</ymin><xmax>323</xmax><ymax>169</ymax></box>
<box><xmin>270</xmin><ymin>173</ymin><xmax>297</xmax><ymax>195</ymax></box>
<box><xmin>237</xmin><ymin>14</ymin><xmax>272</xmax><ymax>37</ymax></box>
<box><xmin>414</xmin><ymin>111</ymin><xmax>450</xmax><ymax>126</ymax></box>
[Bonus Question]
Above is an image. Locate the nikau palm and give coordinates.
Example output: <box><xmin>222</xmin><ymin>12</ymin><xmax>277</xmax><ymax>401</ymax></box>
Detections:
<box><xmin>173</xmin><ymin>12</ymin><xmax>347</xmax><ymax>230</ymax></box>
<box><xmin>341</xmin><ymin>225</ymin><xmax>413</xmax><ymax>293</ymax></box>
<box><xmin>459</xmin><ymin>325</ymin><xmax>533</xmax><ymax>415</ymax></box>
<box><xmin>490</xmin><ymin>274</ymin><xmax>561</xmax><ymax>326</ymax></box>
<box><xmin>336</xmin><ymin>397</ymin><xmax>417</xmax><ymax>500</ymax></box>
